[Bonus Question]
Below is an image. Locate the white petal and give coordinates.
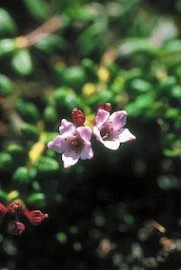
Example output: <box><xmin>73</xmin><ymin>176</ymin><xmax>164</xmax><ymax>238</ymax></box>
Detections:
<box><xmin>77</xmin><ymin>126</ymin><xmax>92</xmax><ymax>142</ymax></box>
<box><xmin>62</xmin><ymin>151</ymin><xmax>80</xmax><ymax>168</ymax></box>
<box><xmin>93</xmin><ymin>127</ymin><xmax>104</xmax><ymax>143</ymax></box>
<box><xmin>103</xmin><ymin>139</ymin><xmax>120</xmax><ymax>150</ymax></box>
<box><xmin>80</xmin><ymin>143</ymin><xmax>94</xmax><ymax>160</ymax></box>
<box><xmin>119</xmin><ymin>128</ymin><xmax>136</xmax><ymax>143</ymax></box>
<box><xmin>96</xmin><ymin>109</ymin><xmax>110</xmax><ymax>129</ymax></box>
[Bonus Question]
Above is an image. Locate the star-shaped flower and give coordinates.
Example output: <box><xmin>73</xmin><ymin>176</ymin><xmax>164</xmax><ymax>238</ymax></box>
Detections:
<box><xmin>93</xmin><ymin>109</ymin><xmax>136</xmax><ymax>150</ymax></box>
<box><xmin>48</xmin><ymin>119</ymin><xmax>93</xmax><ymax>168</ymax></box>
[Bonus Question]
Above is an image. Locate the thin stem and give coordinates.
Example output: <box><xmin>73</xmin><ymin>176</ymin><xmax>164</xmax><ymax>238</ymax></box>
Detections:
<box><xmin>15</xmin><ymin>15</ymin><xmax>62</xmax><ymax>49</ymax></box>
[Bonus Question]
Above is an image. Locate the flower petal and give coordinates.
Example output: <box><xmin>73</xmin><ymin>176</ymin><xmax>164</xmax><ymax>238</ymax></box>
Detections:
<box><xmin>119</xmin><ymin>128</ymin><xmax>136</xmax><ymax>143</ymax></box>
<box><xmin>62</xmin><ymin>151</ymin><xmax>80</xmax><ymax>168</ymax></box>
<box><xmin>59</xmin><ymin>119</ymin><xmax>76</xmax><ymax>135</ymax></box>
<box><xmin>47</xmin><ymin>135</ymin><xmax>68</xmax><ymax>153</ymax></box>
<box><xmin>96</xmin><ymin>109</ymin><xmax>110</xmax><ymax>129</ymax></box>
<box><xmin>80</xmin><ymin>143</ymin><xmax>94</xmax><ymax>160</ymax></box>
<box><xmin>103</xmin><ymin>139</ymin><xmax>120</xmax><ymax>150</ymax></box>
<box><xmin>93</xmin><ymin>127</ymin><xmax>104</xmax><ymax>143</ymax></box>
<box><xmin>77</xmin><ymin>126</ymin><xmax>92</xmax><ymax>142</ymax></box>
<box><xmin>109</xmin><ymin>110</ymin><xmax>127</xmax><ymax>129</ymax></box>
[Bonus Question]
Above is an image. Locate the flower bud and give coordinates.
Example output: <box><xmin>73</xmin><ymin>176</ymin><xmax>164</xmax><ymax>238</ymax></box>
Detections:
<box><xmin>24</xmin><ymin>209</ymin><xmax>48</xmax><ymax>226</ymax></box>
<box><xmin>0</xmin><ymin>202</ymin><xmax>7</xmax><ymax>222</ymax></box>
<box><xmin>7</xmin><ymin>201</ymin><xmax>22</xmax><ymax>215</ymax></box>
<box><xmin>98</xmin><ymin>103</ymin><xmax>112</xmax><ymax>112</ymax></box>
<box><xmin>9</xmin><ymin>221</ymin><xmax>25</xmax><ymax>236</ymax></box>
<box><xmin>71</xmin><ymin>108</ymin><xmax>85</xmax><ymax>126</ymax></box>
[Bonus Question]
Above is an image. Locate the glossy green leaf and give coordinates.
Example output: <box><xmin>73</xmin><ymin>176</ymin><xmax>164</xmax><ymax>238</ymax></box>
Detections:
<box><xmin>0</xmin><ymin>74</ymin><xmax>13</xmax><ymax>96</ymax></box>
<box><xmin>0</xmin><ymin>39</ymin><xmax>16</xmax><ymax>57</ymax></box>
<box><xmin>13</xmin><ymin>167</ymin><xmax>30</xmax><ymax>183</ymax></box>
<box><xmin>11</xmin><ymin>49</ymin><xmax>33</xmax><ymax>75</ymax></box>
<box><xmin>16</xmin><ymin>100</ymin><xmax>40</xmax><ymax>123</ymax></box>
<box><xmin>23</xmin><ymin>0</ymin><xmax>51</xmax><ymax>20</ymax></box>
<box><xmin>0</xmin><ymin>8</ymin><xmax>17</xmax><ymax>35</ymax></box>
<box><xmin>21</xmin><ymin>123</ymin><xmax>40</xmax><ymax>141</ymax></box>
<box><xmin>36</xmin><ymin>157</ymin><xmax>59</xmax><ymax>173</ymax></box>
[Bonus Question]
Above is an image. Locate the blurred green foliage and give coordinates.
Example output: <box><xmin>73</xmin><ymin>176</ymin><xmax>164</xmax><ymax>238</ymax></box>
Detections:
<box><xmin>0</xmin><ymin>0</ymin><xmax>181</xmax><ymax>268</ymax></box>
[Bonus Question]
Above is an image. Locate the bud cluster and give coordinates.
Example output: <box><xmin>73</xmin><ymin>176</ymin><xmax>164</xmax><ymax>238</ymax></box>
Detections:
<box><xmin>0</xmin><ymin>200</ymin><xmax>48</xmax><ymax>236</ymax></box>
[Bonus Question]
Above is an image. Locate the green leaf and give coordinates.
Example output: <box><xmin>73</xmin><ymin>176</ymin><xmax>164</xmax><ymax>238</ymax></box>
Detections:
<box><xmin>77</xmin><ymin>20</ymin><xmax>107</xmax><ymax>55</ymax></box>
<box><xmin>0</xmin><ymin>8</ymin><xmax>17</xmax><ymax>35</ymax></box>
<box><xmin>11</xmin><ymin>49</ymin><xmax>33</xmax><ymax>75</ymax></box>
<box><xmin>27</xmin><ymin>193</ymin><xmax>46</xmax><ymax>206</ymax></box>
<box><xmin>0</xmin><ymin>39</ymin><xmax>16</xmax><ymax>57</ymax></box>
<box><xmin>44</xmin><ymin>106</ymin><xmax>58</xmax><ymax>123</ymax></box>
<box><xmin>0</xmin><ymin>190</ymin><xmax>7</xmax><ymax>202</ymax></box>
<box><xmin>23</xmin><ymin>0</ymin><xmax>51</xmax><ymax>20</ymax></box>
<box><xmin>62</xmin><ymin>66</ymin><xmax>86</xmax><ymax>88</ymax></box>
<box><xmin>0</xmin><ymin>74</ymin><xmax>13</xmax><ymax>96</ymax></box>
<box><xmin>118</xmin><ymin>38</ymin><xmax>156</xmax><ymax>57</ymax></box>
<box><xmin>16</xmin><ymin>100</ymin><xmax>40</xmax><ymax>123</ymax></box>
<box><xmin>7</xmin><ymin>144</ymin><xmax>24</xmax><ymax>159</ymax></box>
<box><xmin>0</xmin><ymin>152</ymin><xmax>13</xmax><ymax>170</ymax></box>
<box><xmin>125</xmin><ymin>92</ymin><xmax>155</xmax><ymax>117</ymax></box>
<box><xmin>130</xmin><ymin>79</ymin><xmax>152</xmax><ymax>93</ymax></box>
<box><xmin>160</xmin><ymin>39</ymin><xmax>181</xmax><ymax>56</ymax></box>
<box><xmin>36</xmin><ymin>35</ymin><xmax>68</xmax><ymax>53</ymax></box>
<box><xmin>36</xmin><ymin>157</ymin><xmax>59</xmax><ymax>173</ymax></box>
<box><xmin>21</xmin><ymin>123</ymin><xmax>40</xmax><ymax>141</ymax></box>
<box><xmin>13</xmin><ymin>167</ymin><xmax>30</xmax><ymax>184</ymax></box>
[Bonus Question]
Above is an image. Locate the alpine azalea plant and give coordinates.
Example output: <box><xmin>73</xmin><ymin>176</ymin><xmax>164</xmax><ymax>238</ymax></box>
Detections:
<box><xmin>48</xmin><ymin>103</ymin><xmax>136</xmax><ymax>168</ymax></box>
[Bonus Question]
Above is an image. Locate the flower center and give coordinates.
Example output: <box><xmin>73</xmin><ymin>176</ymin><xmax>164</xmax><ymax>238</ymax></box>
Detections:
<box><xmin>71</xmin><ymin>137</ymin><xmax>84</xmax><ymax>152</ymax></box>
<box><xmin>100</xmin><ymin>127</ymin><xmax>111</xmax><ymax>140</ymax></box>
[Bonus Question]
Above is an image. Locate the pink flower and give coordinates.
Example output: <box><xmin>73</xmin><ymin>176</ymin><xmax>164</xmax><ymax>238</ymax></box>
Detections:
<box><xmin>93</xmin><ymin>109</ymin><xmax>136</xmax><ymax>150</ymax></box>
<box><xmin>48</xmin><ymin>119</ymin><xmax>94</xmax><ymax>168</ymax></box>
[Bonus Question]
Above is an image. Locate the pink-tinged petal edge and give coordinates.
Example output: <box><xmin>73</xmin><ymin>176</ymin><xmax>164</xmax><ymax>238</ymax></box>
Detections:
<box><xmin>96</xmin><ymin>109</ymin><xmax>110</xmax><ymax>129</ymax></box>
<box><xmin>47</xmin><ymin>136</ymin><xmax>63</xmax><ymax>153</ymax></box>
<box><xmin>77</xmin><ymin>126</ymin><xmax>92</xmax><ymax>142</ymax></box>
<box><xmin>80</xmin><ymin>143</ymin><xmax>94</xmax><ymax>160</ymax></box>
<box><xmin>119</xmin><ymin>128</ymin><xmax>136</xmax><ymax>143</ymax></box>
<box><xmin>62</xmin><ymin>151</ymin><xmax>80</xmax><ymax>168</ymax></box>
<box><xmin>59</xmin><ymin>119</ymin><xmax>76</xmax><ymax>135</ymax></box>
<box><xmin>93</xmin><ymin>127</ymin><xmax>104</xmax><ymax>143</ymax></box>
<box><xmin>109</xmin><ymin>110</ymin><xmax>128</xmax><ymax>128</ymax></box>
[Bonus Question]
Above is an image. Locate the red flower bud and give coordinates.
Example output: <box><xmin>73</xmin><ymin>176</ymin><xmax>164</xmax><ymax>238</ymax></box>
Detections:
<box><xmin>9</xmin><ymin>221</ymin><xmax>25</xmax><ymax>236</ymax></box>
<box><xmin>71</xmin><ymin>108</ymin><xmax>85</xmax><ymax>126</ymax></box>
<box><xmin>0</xmin><ymin>202</ymin><xmax>7</xmax><ymax>222</ymax></box>
<box><xmin>98</xmin><ymin>103</ymin><xmax>112</xmax><ymax>112</ymax></box>
<box><xmin>7</xmin><ymin>201</ymin><xmax>22</xmax><ymax>216</ymax></box>
<box><xmin>24</xmin><ymin>209</ymin><xmax>48</xmax><ymax>226</ymax></box>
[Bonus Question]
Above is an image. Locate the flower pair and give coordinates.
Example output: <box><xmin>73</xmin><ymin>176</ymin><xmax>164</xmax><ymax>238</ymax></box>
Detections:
<box><xmin>48</xmin><ymin>103</ymin><xmax>136</xmax><ymax>169</ymax></box>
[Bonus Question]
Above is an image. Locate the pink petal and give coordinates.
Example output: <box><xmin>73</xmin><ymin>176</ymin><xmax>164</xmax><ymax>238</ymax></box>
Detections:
<box><xmin>59</xmin><ymin>119</ymin><xmax>76</xmax><ymax>135</ymax></box>
<box><xmin>80</xmin><ymin>143</ymin><xmax>94</xmax><ymax>160</ymax></box>
<box><xmin>109</xmin><ymin>110</ymin><xmax>127</xmax><ymax>129</ymax></box>
<box><xmin>96</xmin><ymin>109</ymin><xmax>110</xmax><ymax>129</ymax></box>
<box><xmin>62</xmin><ymin>151</ymin><xmax>80</xmax><ymax>168</ymax></box>
<box><xmin>47</xmin><ymin>135</ymin><xmax>68</xmax><ymax>153</ymax></box>
<box><xmin>103</xmin><ymin>139</ymin><xmax>120</xmax><ymax>150</ymax></box>
<box><xmin>77</xmin><ymin>126</ymin><xmax>92</xmax><ymax>142</ymax></box>
<box><xmin>119</xmin><ymin>128</ymin><xmax>136</xmax><ymax>143</ymax></box>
